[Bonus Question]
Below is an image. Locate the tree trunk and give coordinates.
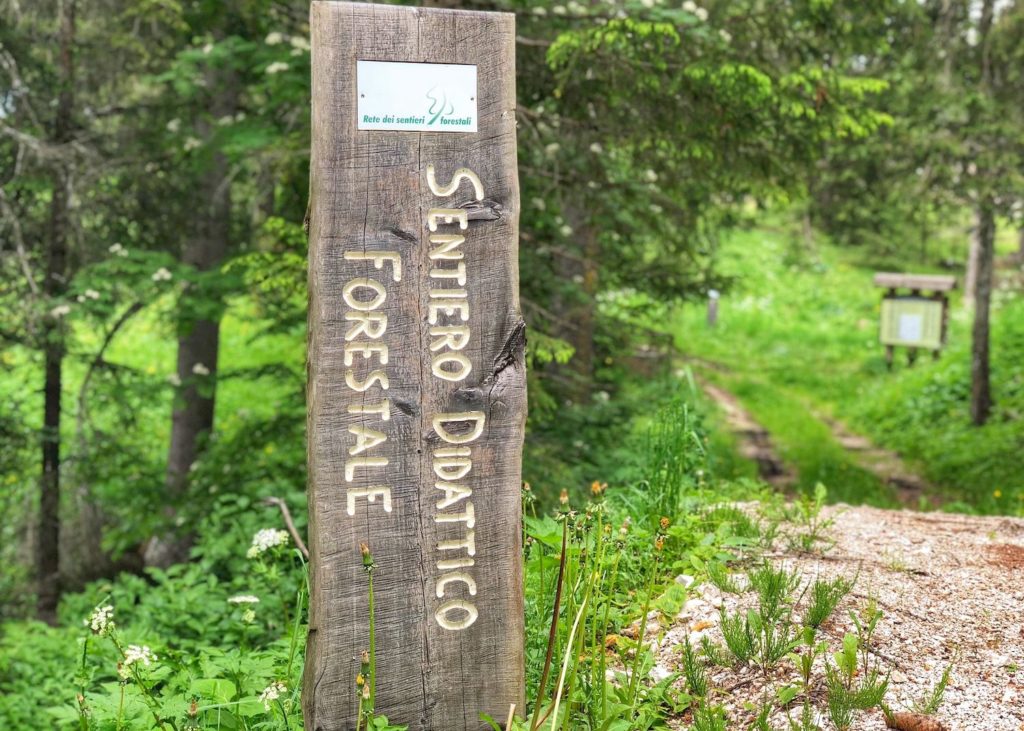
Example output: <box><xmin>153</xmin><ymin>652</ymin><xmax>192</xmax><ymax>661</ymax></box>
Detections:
<box><xmin>37</xmin><ymin>0</ymin><xmax>76</xmax><ymax>624</ymax></box>
<box><xmin>970</xmin><ymin>203</ymin><xmax>995</xmax><ymax>426</ymax></box>
<box><xmin>964</xmin><ymin>209</ymin><xmax>982</xmax><ymax>306</ymax></box>
<box><xmin>145</xmin><ymin>81</ymin><xmax>236</xmax><ymax>568</ymax></box>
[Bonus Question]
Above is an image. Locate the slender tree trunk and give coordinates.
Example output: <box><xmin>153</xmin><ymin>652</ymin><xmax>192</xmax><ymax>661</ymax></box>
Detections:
<box><xmin>970</xmin><ymin>203</ymin><xmax>995</xmax><ymax>426</ymax></box>
<box><xmin>964</xmin><ymin>209</ymin><xmax>981</xmax><ymax>305</ymax></box>
<box><xmin>37</xmin><ymin>0</ymin><xmax>76</xmax><ymax>624</ymax></box>
<box><xmin>145</xmin><ymin>81</ymin><xmax>236</xmax><ymax>568</ymax></box>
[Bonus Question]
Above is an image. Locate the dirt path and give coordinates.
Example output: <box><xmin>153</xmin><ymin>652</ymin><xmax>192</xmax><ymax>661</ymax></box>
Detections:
<box><xmin>697</xmin><ymin>376</ymin><xmax>935</xmax><ymax>506</ymax></box>
<box><xmin>654</xmin><ymin>505</ymin><xmax>1024</xmax><ymax>730</ymax></box>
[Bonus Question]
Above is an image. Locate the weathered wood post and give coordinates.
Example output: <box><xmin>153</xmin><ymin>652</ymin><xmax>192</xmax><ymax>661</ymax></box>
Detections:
<box><xmin>305</xmin><ymin>3</ymin><xmax>526</xmax><ymax>730</ymax></box>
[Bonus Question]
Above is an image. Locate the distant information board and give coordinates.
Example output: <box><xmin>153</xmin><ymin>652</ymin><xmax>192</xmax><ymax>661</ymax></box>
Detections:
<box><xmin>880</xmin><ymin>297</ymin><xmax>944</xmax><ymax>350</ymax></box>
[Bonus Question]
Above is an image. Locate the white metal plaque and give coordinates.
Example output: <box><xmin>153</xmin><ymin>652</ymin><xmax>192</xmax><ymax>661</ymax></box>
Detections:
<box><xmin>357</xmin><ymin>61</ymin><xmax>478</xmax><ymax>133</ymax></box>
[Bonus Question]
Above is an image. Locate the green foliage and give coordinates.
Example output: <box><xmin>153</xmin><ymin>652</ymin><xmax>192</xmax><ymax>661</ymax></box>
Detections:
<box><xmin>804</xmin><ymin>576</ymin><xmax>853</xmax><ymax>629</ymax></box>
<box><xmin>913</xmin><ymin>661</ymin><xmax>954</xmax><ymax>716</ymax></box>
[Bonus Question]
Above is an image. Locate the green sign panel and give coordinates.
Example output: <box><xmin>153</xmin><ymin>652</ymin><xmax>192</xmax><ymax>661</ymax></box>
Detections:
<box><xmin>879</xmin><ymin>297</ymin><xmax>944</xmax><ymax>349</ymax></box>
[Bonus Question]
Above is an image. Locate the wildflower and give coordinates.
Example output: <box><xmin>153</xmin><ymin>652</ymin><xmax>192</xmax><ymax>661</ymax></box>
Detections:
<box><xmin>682</xmin><ymin>0</ymin><xmax>697</xmax><ymax>12</ymax></box>
<box><xmin>152</xmin><ymin>267</ymin><xmax>173</xmax><ymax>282</ymax></box>
<box><xmin>660</xmin><ymin>516</ymin><xmax>670</xmax><ymax>531</ymax></box>
<box><xmin>559</xmin><ymin>224</ymin><xmax>574</xmax><ymax>237</ymax></box>
<box><xmin>217</xmin><ymin>115</ymin><xmax>234</xmax><ymax>126</ymax></box>
<box><xmin>641</xmin><ymin>0</ymin><xmax>655</xmax><ymax>7</ymax></box>
<box><xmin>265</xmin><ymin>32</ymin><xmax>285</xmax><ymax>45</ymax></box>
<box><xmin>994</xmin><ymin>489</ymin><xmax>1002</xmax><ymax>499</ymax></box>
<box><xmin>201</xmin><ymin>42</ymin><xmax>214</xmax><ymax>54</ymax></box>
<box><xmin>619</xmin><ymin>518</ymin><xmax>631</xmax><ymax>537</ymax></box>
<box><xmin>719</xmin><ymin>29</ymin><xmax>732</xmax><ymax>43</ymax></box>
<box><xmin>590</xmin><ymin>481</ymin><xmax>607</xmax><ymax>497</ymax></box>
<box><xmin>559</xmin><ymin>489</ymin><xmax>569</xmax><ymax>506</ymax></box>
<box><xmin>265</xmin><ymin>61</ymin><xmax>290</xmax><ymax>75</ymax></box>
<box><xmin>119</xmin><ymin>645</ymin><xmax>157</xmax><ymax>679</ymax></box>
<box><xmin>544</xmin><ymin>142</ymin><xmax>561</xmax><ymax>157</ymax></box>
<box><xmin>84</xmin><ymin>289</ymin><xmax>100</xmax><ymax>300</ymax></box>
<box><xmin>84</xmin><ymin>605</ymin><xmax>115</xmax><ymax>636</ymax></box>
<box><xmin>531</xmin><ymin>197</ymin><xmax>546</xmax><ymax>210</ymax></box>
<box><xmin>166</xmin><ymin>118</ymin><xmax>181</xmax><ymax>133</ymax></box>
<box><xmin>289</xmin><ymin>36</ymin><xmax>311</xmax><ymax>52</ymax></box>
<box><xmin>259</xmin><ymin>681</ymin><xmax>287</xmax><ymax>711</ymax></box>
<box><xmin>644</xmin><ymin>169</ymin><xmax>658</xmax><ymax>182</ymax></box>
<box><xmin>694</xmin><ymin>7</ymin><xmax>708</xmax><ymax>20</ymax></box>
<box><xmin>590</xmin><ymin>142</ymin><xmax>603</xmax><ymax>154</ymax></box>
<box><xmin>50</xmin><ymin>304</ymin><xmax>71</xmax><ymax>318</ymax></box>
<box><xmin>532</xmin><ymin>6</ymin><xmax>548</xmax><ymax>15</ymax></box>
<box><xmin>247</xmin><ymin>528</ymin><xmax>289</xmax><ymax>558</ymax></box>
<box><xmin>109</xmin><ymin>243</ymin><xmax>128</xmax><ymax>257</ymax></box>
<box><xmin>191</xmin><ymin>362</ymin><xmax>210</xmax><ymax>376</ymax></box>
<box><xmin>655</xmin><ymin>535</ymin><xmax>665</xmax><ymax>552</ymax></box>
<box><xmin>360</xmin><ymin>542</ymin><xmax>375</xmax><ymax>572</ymax></box>
<box><xmin>182</xmin><ymin>137</ymin><xmax>202</xmax><ymax>152</ymax></box>
<box><xmin>227</xmin><ymin>594</ymin><xmax>260</xmax><ymax>604</ymax></box>
<box><xmin>167</xmin><ymin>373</ymin><xmax>181</xmax><ymax>387</ymax></box>
<box><xmin>356</xmin><ymin>673</ymin><xmax>365</xmax><ymax>687</ymax></box>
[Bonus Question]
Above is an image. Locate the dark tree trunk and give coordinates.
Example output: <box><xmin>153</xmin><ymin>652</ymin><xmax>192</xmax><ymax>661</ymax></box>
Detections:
<box><xmin>37</xmin><ymin>0</ymin><xmax>76</xmax><ymax>624</ymax></box>
<box><xmin>970</xmin><ymin>203</ymin><xmax>995</xmax><ymax>426</ymax></box>
<box><xmin>145</xmin><ymin>80</ymin><xmax>237</xmax><ymax>568</ymax></box>
<box><xmin>965</xmin><ymin>209</ymin><xmax>981</xmax><ymax>305</ymax></box>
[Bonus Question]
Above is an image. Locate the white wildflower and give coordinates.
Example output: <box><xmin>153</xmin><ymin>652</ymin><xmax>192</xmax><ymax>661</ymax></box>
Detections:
<box><xmin>589</xmin><ymin>142</ymin><xmax>603</xmax><ymax>154</ymax></box>
<box><xmin>119</xmin><ymin>645</ymin><xmax>157</xmax><ymax>679</ymax></box>
<box><xmin>682</xmin><ymin>0</ymin><xmax>698</xmax><ymax>12</ymax></box>
<box><xmin>192</xmin><ymin>362</ymin><xmax>210</xmax><ymax>376</ymax></box>
<box><xmin>265</xmin><ymin>32</ymin><xmax>285</xmax><ymax>46</ymax></box>
<box><xmin>289</xmin><ymin>36</ymin><xmax>310</xmax><ymax>52</ymax></box>
<box><xmin>259</xmin><ymin>681</ymin><xmax>287</xmax><ymax>711</ymax></box>
<box><xmin>641</xmin><ymin>0</ymin><xmax>655</xmax><ymax>7</ymax></box>
<box><xmin>84</xmin><ymin>289</ymin><xmax>100</xmax><ymax>300</ymax></box>
<box><xmin>552</xmin><ymin>5</ymin><xmax>567</xmax><ymax>15</ymax></box>
<box><xmin>531</xmin><ymin>197</ymin><xmax>546</xmax><ymax>211</ymax></box>
<box><xmin>649</xmin><ymin>203</ymin><xmax>663</xmax><ymax>214</ymax></box>
<box><xmin>559</xmin><ymin>224</ymin><xmax>574</xmax><ymax>238</ymax></box>
<box><xmin>532</xmin><ymin>6</ymin><xmax>548</xmax><ymax>15</ymax></box>
<box><xmin>235</xmin><ymin>112</ymin><xmax>247</xmax><ymax>123</ymax></box>
<box><xmin>719</xmin><ymin>29</ymin><xmax>732</xmax><ymax>43</ymax></box>
<box><xmin>167</xmin><ymin>373</ymin><xmax>181</xmax><ymax>387</ymax></box>
<box><xmin>265</xmin><ymin>61</ymin><xmax>290</xmax><ymax>75</ymax></box>
<box><xmin>84</xmin><ymin>605</ymin><xmax>115</xmax><ymax>636</ymax></box>
<box><xmin>544</xmin><ymin>142</ymin><xmax>560</xmax><ymax>157</ymax></box>
<box><xmin>695</xmin><ymin>6</ymin><xmax>709</xmax><ymax>20</ymax></box>
<box><xmin>644</xmin><ymin>169</ymin><xmax>659</xmax><ymax>182</ymax></box>
<box><xmin>247</xmin><ymin>528</ymin><xmax>290</xmax><ymax>559</ymax></box>
<box><xmin>227</xmin><ymin>594</ymin><xmax>260</xmax><ymax>604</ymax></box>
<box><xmin>152</xmin><ymin>267</ymin><xmax>173</xmax><ymax>282</ymax></box>
<box><xmin>217</xmin><ymin>115</ymin><xmax>234</xmax><ymax>126</ymax></box>
<box><xmin>50</xmin><ymin>304</ymin><xmax>71</xmax><ymax>318</ymax></box>
<box><xmin>201</xmin><ymin>42</ymin><xmax>214</xmax><ymax>54</ymax></box>
<box><xmin>108</xmin><ymin>243</ymin><xmax>128</xmax><ymax>257</ymax></box>
<box><xmin>182</xmin><ymin>137</ymin><xmax>202</xmax><ymax>152</ymax></box>
<box><xmin>166</xmin><ymin>118</ymin><xmax>181</xmax><ymax>133</ymax></box>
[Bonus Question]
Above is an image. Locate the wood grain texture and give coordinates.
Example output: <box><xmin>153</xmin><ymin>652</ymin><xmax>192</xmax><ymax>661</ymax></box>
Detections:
<box><xmin>305</xmin><ymin>4</ymin><xmax>524</xmax><ymax>730</ymax></box>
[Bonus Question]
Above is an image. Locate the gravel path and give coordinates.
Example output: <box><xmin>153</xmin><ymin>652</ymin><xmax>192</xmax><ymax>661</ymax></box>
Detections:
<box><xmin>655</xmin><ymin>505</ymin><xmax>1024</xmax><ymax>730</ymax></box>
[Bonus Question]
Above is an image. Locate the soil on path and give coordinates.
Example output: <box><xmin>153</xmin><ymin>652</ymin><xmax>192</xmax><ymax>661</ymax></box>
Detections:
<box><xmin>654</xmin><ymin>505</ymin><xmax>1024</xmax><ymax>730</ymax></box>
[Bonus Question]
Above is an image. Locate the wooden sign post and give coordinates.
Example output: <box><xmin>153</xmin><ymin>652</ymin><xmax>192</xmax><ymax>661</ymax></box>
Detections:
<box><xmin>305</xmin><ymin>3</ymin><xmax>525</xmax><ymax>730</ymax></box>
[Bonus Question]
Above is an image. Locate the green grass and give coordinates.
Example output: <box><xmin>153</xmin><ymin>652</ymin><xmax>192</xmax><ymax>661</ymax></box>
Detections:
<box><xmin>668</xmin><ymin>218</ymin><xmax>1024</xmax><ymax>513</ymax></box>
